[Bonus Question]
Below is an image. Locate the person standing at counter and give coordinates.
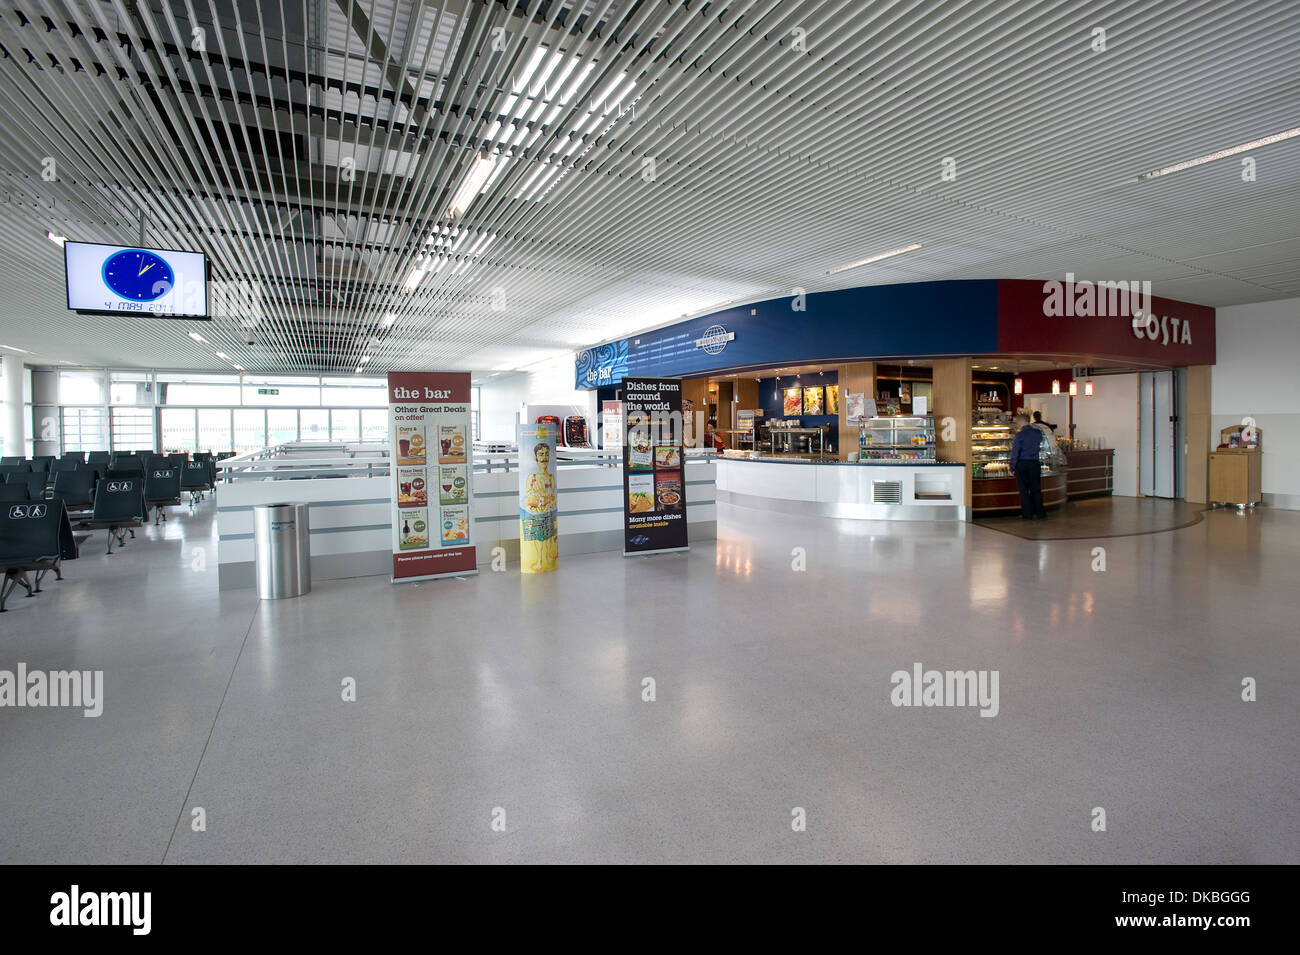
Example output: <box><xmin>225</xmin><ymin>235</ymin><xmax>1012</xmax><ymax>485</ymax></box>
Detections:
<box><xmin>1010</xmin><ymin>413</ymin><xmax>1047</xmax><ymax>520</ymax></box>
<box><xmin>704</xmin><ymin>418</ymin><xmax>725</xmax><ymax>452</ymax></box>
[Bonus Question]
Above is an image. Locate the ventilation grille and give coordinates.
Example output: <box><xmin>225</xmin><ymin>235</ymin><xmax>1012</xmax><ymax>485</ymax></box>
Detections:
<box><xmin>872</xmin><ymin>480</ymin><xmax>902</xmax><ymax>504</ymax></box>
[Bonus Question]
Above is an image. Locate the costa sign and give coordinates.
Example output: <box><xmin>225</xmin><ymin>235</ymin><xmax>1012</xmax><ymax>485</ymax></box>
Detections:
<box><xmin>998</xmin><ymin>278</ymin><xmax>1214</xmax><ymax>366</ymax></box>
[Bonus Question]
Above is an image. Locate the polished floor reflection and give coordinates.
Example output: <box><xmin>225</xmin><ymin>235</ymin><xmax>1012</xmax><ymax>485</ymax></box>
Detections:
<box><xmin>1</xmin><ymin>498</ymin><xmax>1296</xmax><ymax>864</ymax></box>
<box><xmin>975</xmin><ymin>496</ymin><xmax>1207</xmax><ymax>540</ymax></box>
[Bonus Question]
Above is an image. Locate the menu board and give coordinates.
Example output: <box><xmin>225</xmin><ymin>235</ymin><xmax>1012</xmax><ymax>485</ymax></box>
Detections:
<box><xmin>826</xmin><ymin>384</ymin><xmax>840</xmax><ymax>415</ymax></box>
<box><xmin>518</xmin><ymin>423</ymin><xmax>558</xmax><ymax>573</ymax></box>
<box><xmin>622</xmin><ymin>377</ymin><xmax>689</xmax><ymax>555</ymax></box>
<box><xmin>602</xmin><ymin>399</ymin><xmax>623</xmax><ymax>449</ymax></box>
<box><xmin>803</xmin><ymin>386</ymin><xmax>824</xmax><ymax>415</ymax></box>
<box><xmin>387</xmin><ymin>371</ymin><xmax>476</xmax><ymax>582</ymax></box>
<box><xmin>783</xmin><ymin>387</ymin><xmax>802</xmax><ymax>416</ymax></box>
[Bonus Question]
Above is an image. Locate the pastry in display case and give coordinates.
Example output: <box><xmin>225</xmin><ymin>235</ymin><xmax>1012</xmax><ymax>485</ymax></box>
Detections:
<box><xmin>858</xmin><ymin>415</ymin><xmax>936</xmax><ymax>462</ymax></box>
<box><xmin>970</xmin><ymin>410</ymin><xmax>1069</xmax><ymax>513</ymax></box>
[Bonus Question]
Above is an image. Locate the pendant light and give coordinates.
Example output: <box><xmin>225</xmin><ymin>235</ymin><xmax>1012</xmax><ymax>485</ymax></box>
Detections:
<box><xmin>1051</xmin><ymin>379</ymin><xmax>1061</xmax><ymax>395</ymax></box>
<box><xmin>1068</xmin><ymin>380</ymin><xmax>1078</xmax><ymax>397</ymax></box>
<box><xmin>1084</xmin><ymin>379</ymin><xmax>1094</xmax><ymax>397</ymax></box>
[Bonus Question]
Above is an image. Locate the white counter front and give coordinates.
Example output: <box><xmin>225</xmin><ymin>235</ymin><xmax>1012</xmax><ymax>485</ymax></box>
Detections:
<box><xmin>216</xmin><ymin>458</ymin><xmax>716</xmax><ymax>589</ymax></box>
<box><xmin>715</xmin><ymin>458</ymin><xmax>966</xmax><ymax>521</ymax></box>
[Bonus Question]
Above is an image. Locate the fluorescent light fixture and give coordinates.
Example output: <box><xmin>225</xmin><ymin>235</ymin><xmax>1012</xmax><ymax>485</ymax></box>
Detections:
<box><xmin>46</xmin><ymin>231</ymin><xmax>66</xmax><ymax>246</ymax></box>
<box><xmin>1068</xmin><ymin>380</ymin><xmax>1078</xmax><ymax>397</ymax></box>
<box><xmin>232</xmin><ymin>365</ymin><xmax>244</xmax><ymax>372</ymax></box>
<box><xmin>360</xmin><ymin>355</ymin><xmax>371</xmax><ymax>365</ymax></box>
<box><xmin>1051</xmin><ymin>379</ymin><xmax>1061</xmax><ymax>395</ymax></box>
<box><xmin>381</xmin><ymin>314</ymin><xmax>396</xmax><ymax>328</ymax></box>
<box><xmin>355</xmin><ymin>365</ymin><xmax>364</xmax><ymax>375</ymax></box>
<box><xmin>446</xmin><ymin>155</ymin><xmax>498</xmax><ymax>218</ymax></box>
<box><xmin>215</xmin><ymin>351</ymin><xmax>229</xmax><ymax>360</ymax></box>
<box><xmin>1135</xmin><ymin>127</ymin><xmax>1300</xmax><ymax>181</ymax></box>
<box><xmin>187</xmin><ymin>331</ymin><xmax>207</xmax><ymax>343</ymax></box>
<box><xmin>827</xmin><ymin>243</ymin><xmax>922</xmax><ymax>274</ymax></box>
<box><xmin>1</xmin><ymin>344</ymin><xmax>31</xmax><ymax>353</ymax></box>
<box><xmin>1084</xmin><ymin>379</ymin><xmax>1094</xmax><ymax>397</ymax></box>
<box><xmin>402</xmin><ymin>264</ymin><xmax>428</xmax><ymax>293</ymax></box>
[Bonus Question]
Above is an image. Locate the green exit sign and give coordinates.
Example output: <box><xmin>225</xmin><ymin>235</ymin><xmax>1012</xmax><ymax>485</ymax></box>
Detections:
<box><xmin>257</xmin><ymin>388</ymin><xmax>279</xmax><ymax>395</ymax></box>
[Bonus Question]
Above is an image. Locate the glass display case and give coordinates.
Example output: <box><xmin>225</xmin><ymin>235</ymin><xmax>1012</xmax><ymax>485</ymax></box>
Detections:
<box><xmin>859</xmin><ymin>415</ymin><xmax>935</xmax><ymax>462</ymax></box>
<box><xmin>970</xmin><ymin>411</ymin><xmax>1063</xmax><ymax>478</ymax></box>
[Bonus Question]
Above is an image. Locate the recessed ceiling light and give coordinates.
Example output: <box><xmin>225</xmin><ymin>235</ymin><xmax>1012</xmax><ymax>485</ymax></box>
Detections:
<box><xmin>232</xmin><ymin>365</ymin><xmax>245</xmax><ymax>372</ymax></box>
<box><xmin>46</xmin><ymin>231</ymin><xmax>66</xmax><ymax>246</ymax></box>
<box><xmin>446</xmin><ymin>154</ymin><xmax>498</xmax><ymax>218</ymax></box>
<box><xmin>188</xmin><ymin>331</ymin><xmax>207</xmax><ymax>343</ymax></box>
<box><xmin>827</xmin><ymin>243</ymin><xmax>922</xmax><ymax>274</ymax></box>
<box><xmin>360</xmin><ymin>355</ymin><xmax>371</xmax><ymax>364</ymax></box>
<box><xmin>1135</xmin><ymin>127</ymin><xmax>1300</xmax><ymax>181</ymax></box>
<box><xmin>215</xmin><ymin>351</ymin><xmax>229</xmax><ymax>360</ymax></box>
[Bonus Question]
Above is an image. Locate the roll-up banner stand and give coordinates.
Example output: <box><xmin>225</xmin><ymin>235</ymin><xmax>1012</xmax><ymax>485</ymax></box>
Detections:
<box><xmin>387</xmin><ymin>371</ymin><xmax>477</xmax><ymax>582</ymax></box>
<box><xmin>518</xmin><ymin>422</ymin><xmax>559</xmax><ymax>573</ymax></box>
<box><xmin>622</xmin><ymin>376</ymin><xmax>689</xmax><ymax>556</ymax></box>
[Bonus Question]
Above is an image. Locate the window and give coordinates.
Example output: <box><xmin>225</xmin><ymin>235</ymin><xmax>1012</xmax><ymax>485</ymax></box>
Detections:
<box><xmin>197</xmin><ymin>408</ymin><xmax>232</xmax><ymax>453</ymax></box>
<box><xmin>110</xmin><ymin>372</ymin><xmax>154</xmax><ymax>406</ymax></box>
<box><xmin>233</xmin><ymin>409</ymin><xmax>267</xmax><ymax>454</ymax></box>
<box><xmin>59</xmin><ymin>370</ymin><xmax>106</xmax><ymax>405</ymax></box>
<box><xmin>241</xmin><ymin>376</ymin><xmax>321</xmax><ymax>407</ymax></box>
<box><xmin>158</xmin><ymin>373</ymin><xmax>241</xmax><ymax>406</ymax></box>
<box><xmin>267</xmin><ymin>409</ymin><xmax>299</xmax><ymax>445</ymax></box>
<box><xmin>111</xmin><ymin>407</ymin><xmax>155</xmax><ymax>451</ymax></box>
<box><xmin>299</xmin><ymin>409</ymin><xmax>329</xmax><ymax>441</ymax></box>
<box><xmin>329</xmin><ymin>409</ymin><xmax>360</xmax><ymax>443</ymax></box>
<box><xmin>61</xmin><ymin>407</ymin><xmax>109</xmax><ymax>452</ymax></box>
<box><xmin>321</xmin><ymin>377</ymin><xmax>387</xmax><ymax>407</ymax></box>
<box><xmin>361</xmin><ymin>408</ymin><xmax>388</xmax><ymax>443</ymax></box>
<box><xmin>161</xmin><ymin>408</ymin><xmax>197</xmax><ymax>451</ymax></box>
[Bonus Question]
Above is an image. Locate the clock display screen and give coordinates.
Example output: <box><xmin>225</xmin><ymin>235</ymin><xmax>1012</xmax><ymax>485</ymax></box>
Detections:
<box><xmin>65</xmin><ymin>241</ymin><xmax>208</xmax><ymax>317</ymax></box>
<box><xmin>102</xmin><ymin>249</ymin><xmax>175</xmax><ymax>302</ymax></box>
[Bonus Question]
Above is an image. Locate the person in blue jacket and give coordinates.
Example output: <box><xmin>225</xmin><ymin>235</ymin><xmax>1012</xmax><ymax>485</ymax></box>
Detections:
<box><xmin>1009</xmin><ymin>413</ymin><xmax>1047</xmax><ymax>519</ymax></box>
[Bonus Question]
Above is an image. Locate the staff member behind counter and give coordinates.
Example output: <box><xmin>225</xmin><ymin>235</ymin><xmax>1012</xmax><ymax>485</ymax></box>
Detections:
<box><xmin>1010</xmin><ymin>413</ymin><xmax>1047</xmax><ymax>520</ymax></box>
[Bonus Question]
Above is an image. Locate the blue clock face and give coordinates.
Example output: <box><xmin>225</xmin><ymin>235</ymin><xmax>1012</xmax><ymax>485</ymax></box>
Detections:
<box><xmin>102</xmin><ymin>249</ymin><xmax>175</xmax><ymax>303</ymax></box>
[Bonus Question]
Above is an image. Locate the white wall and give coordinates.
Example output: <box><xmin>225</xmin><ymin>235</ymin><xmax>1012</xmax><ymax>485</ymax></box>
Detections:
<box><xmin>477</xmin><ymin>372</ymin><xmax>528</xmax><ymax>443</ymax></box>
<box><xmin>1072</xmin><ymin>373</ymin><xmax>1139</xmax><ymax>498</ymax></box>
<box><xmin>1025</xmin><ymin>375</ymin><xmax>1140</xmax><ymax>498</ymax></box>
<box><xmin>1212</xmin><ymin>297</ymin><xmax>1300</xmax><ymax>502</ymax></box>
<box><xmin>476</xmin><ymin>354</ymin><xmax>597</xmax><ymax>445</ymax></box>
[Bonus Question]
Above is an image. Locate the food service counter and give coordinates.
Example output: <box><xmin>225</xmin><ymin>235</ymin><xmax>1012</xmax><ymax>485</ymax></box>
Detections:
<box><xmin>971</xmin><ymin>469</ymin><xmax>1068</xmax><ymax>514</ymax></box>
<box><xmin>714</xmin><ymin>456</ymin><xmax>966</xmax><ymax>521</ymax></box>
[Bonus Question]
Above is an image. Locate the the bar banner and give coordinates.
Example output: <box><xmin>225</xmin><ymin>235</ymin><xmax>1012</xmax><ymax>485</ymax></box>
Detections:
<box><xmin>622</xmin><ymin>377</ymin><xmax>689</xmax><ymax>555</ymax></box>
<box><xmin>518</xmin><ymin>422</ymin><xmax>558</xmax><ymax>573</ymax></box>
<box><xmin>387</xmin><ymin>371</ymin><xmax>476</xmax><ymax>582</ymax></box>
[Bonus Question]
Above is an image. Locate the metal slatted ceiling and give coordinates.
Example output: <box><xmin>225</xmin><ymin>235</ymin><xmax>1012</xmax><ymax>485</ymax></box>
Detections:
<box><xmin>0</xmin><ymin>0</ymin><xmax>1296</xmax><ymax>373</ymax></box>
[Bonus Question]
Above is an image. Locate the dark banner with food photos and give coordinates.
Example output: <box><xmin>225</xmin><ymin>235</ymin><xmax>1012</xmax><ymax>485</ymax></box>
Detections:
<box><xmin>621</xmin><ymin>377</ymin><xmax>689</xmax><ymax>555</ymax></box>
<box><xmin>387</xmin><ymin>371</ymin><xmax>476</xmax><ymax>582</ymax></box>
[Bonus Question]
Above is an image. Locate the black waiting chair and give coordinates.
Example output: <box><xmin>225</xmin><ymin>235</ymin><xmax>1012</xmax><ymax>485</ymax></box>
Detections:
<box><xmin>180</xmin><ymin>459</ymin><xmax>215</xmax><ymax>505</ymax></box>
<box><xmin>0</xmin><ymin>464</ymin><xmax>28</xmax><ymax>479</ymax></box>
<box><xmin>0</xmin><ymin>499</ymin><xmax>80</xmax><ymax>611</ymax></box>
<box><xmin>84</xmin><ymin>451</ymin><xmax>108</xmax><ymax>465</ymax></box>
<box><xmin>50</xmin><ymin>468</ymin><xmax>96</xmax><ymax>513</ymax></box>
<box><xmin>143</xmin><ymin>467</ymin><xmax>182</xmax><ymax>524</ymax></box>
<box><xmin>1</xmin><ymin>456</ymin><xmax>25</xmax><ymax>466</ymax></box>
<box><xmin>32</xmin><ymin>456</ymin><xmax>54</xmax><ymax>472</ymax></box>
<box><xmin>79</xmin><ymin>477</ymin><xmax>147</xmax><ymax>554</ymax></box>
<box><xmin>50</xmin><ymin>457</ymin><xmax>78</xmax><ymax>473</ymax></box>
<box><xmin>24</xmin><ymin>472</ymin><xmax>49</xmax><ymax>500</ymax></box>
<box><xmin>0</xmin><ymin>484</ymin><xmax>27</xmax><ymax>502</ymax></box>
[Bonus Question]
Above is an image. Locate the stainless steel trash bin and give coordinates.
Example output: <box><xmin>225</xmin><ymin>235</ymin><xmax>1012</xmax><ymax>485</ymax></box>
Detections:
<box><xmin>253</xmin><ymin>503</ymin><xmax>311</xmax><ymax>599</ymax></box>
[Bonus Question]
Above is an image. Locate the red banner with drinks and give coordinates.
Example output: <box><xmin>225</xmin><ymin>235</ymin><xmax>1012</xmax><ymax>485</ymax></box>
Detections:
<box><xmin>387</xmin><ymin>371</ymin><xmax>477</xmax><ymax>581</ymax></box>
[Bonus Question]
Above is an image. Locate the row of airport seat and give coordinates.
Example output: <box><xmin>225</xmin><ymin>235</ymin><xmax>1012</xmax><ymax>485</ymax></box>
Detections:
<box><xmin>0</xmin><ymin>451</ymin><xmax>227</xmax><ymax>610</ymax></box>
